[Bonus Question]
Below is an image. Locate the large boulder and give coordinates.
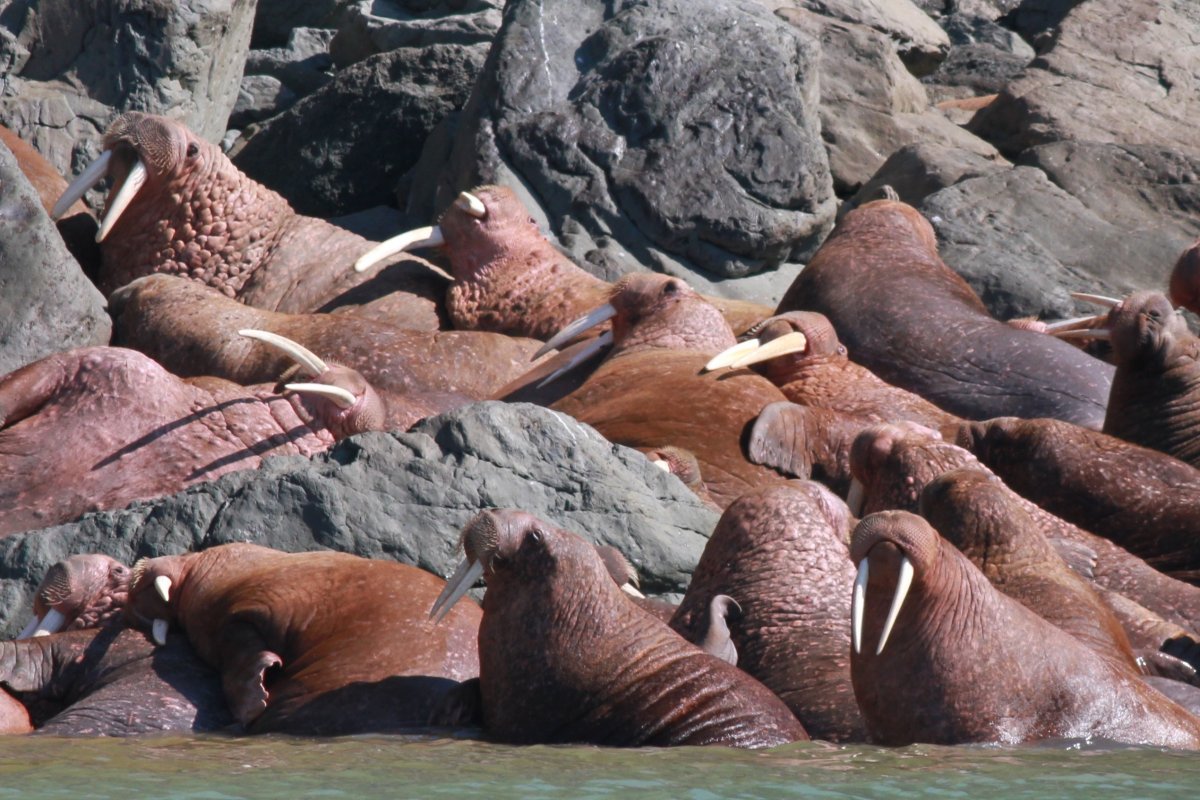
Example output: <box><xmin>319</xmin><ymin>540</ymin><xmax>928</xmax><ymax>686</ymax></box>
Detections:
<box><xmin>0</xmin><ymin>402</ymin><xmax>718</xmax><ymax>637</ymax></box>
<box><xmin>424</xmin><ymin>0</ymin><xmax>836</xmax><ymax>285</ymax></box>
<box><xmin>782</xmin><ymin>0</ymin><xmax>951</xmax><ymax>76</ymax></box>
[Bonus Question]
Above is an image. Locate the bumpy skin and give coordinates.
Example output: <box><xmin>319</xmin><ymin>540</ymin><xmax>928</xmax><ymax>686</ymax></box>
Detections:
<box><xmin>776</xmin><ymin>200</ymin><xmax>1113</xmax><ymax>428</ymax></box>
<box><xmin>26</xmin><ymin>554</ymin><xmax>131</xmax><ymax>632</ymax></box>
<box><xmin>0</xmin><ymin>347</ymin><xmax>380</xmax><ymax>536</ymax></box>
<box><xmin>459</xmin><ymin>509</ymin><xmax>807</xmax><ymax>747</ymax></box>
<box><xmin>743</xmin><ymin>311</ymin><xmax>961</xmax><ymax>429</ymax></box>
<box><xmin>124</xmin><ymin>543</ymin><xmax>481</xmax><ymax>735</ymax></box>
<box><xmin>0</xmin><ymin>626</ymin><xmax>230</xmax><ymax>736</ymax></box>
<box><xmin>1168</xmin><ymin>238</ymin><xmax>1200</xmax><ymax>316</ymax></box>
<box><xmin>850</xmin><ymin>511</ymin><xmax>1200</xmax><ymax>749</ymax></box>
<box><xmin>92</xmin><ymin>113</ymin><xmax>444</xmax><ymax>324</ymax></box>
<box><xmin>1099</xmin><ymin>291</ymin><xmax>1200</xmax><ymax>467</ymax></box>
<box><xmin>920</xmin><ymin>469</ymin><xmax>1139</xmax><ymax>671</ymax></box>
<box><xmin>552</xmin><ymin>274</ymin><xmax>793</xmax><ymax>509</ymax></box>
<box><xmin>958</xmin><ymin>416</ymin><xmax>1200</xmax><ymax>583</ymax></box>
<box><xmin>670</xmin><ymin>482</ymin><xmax>866</xmax><ymax>742</ymax></box>
<box><xmin>436</xmin><ymin>185</ymin><xmax>772</xmax><ymax>339</ymax></box>
<box><xmin>110</xmin><ymin>274</ymin><xmax>547</xmax><ymax>413</ymax></box>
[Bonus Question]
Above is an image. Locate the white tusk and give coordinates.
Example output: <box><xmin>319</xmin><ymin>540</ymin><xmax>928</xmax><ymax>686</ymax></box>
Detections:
<box><xmin>1041</xmin><ymin>314</ymin><xmax>1106</xmax><ymax>333</ymax></box>
<box><xmin>238</xmin><ymin>330</ymin><xmax>328</xmax><ymax>376</ymax></box>
<box><xmin>96</xmin><ymin>157</ymin><xmax>147</xmax><ymax>242</ymax></box>
<box><xmin>852</xmin><ymin>559</ymin><xmax>868</xmax><ymax>655</ymax></box>
<box><xmin>846</xmin><ymin>479</ymin><xmax>865</xmax><ymax>518</ymax></box>
<box><xmin>16</xmin><ymin>616</ymin><xmax>41</xmax><ymax>640</ymax></box>
<box><xmin>1052</xmin><ymin>328</ymin><xmax>1112</xmax><ymax>341</ymax></box>
<box><xmin>620</xmin><ymin>583</ymin><xmax>646</xmax><ymax>600</ymax></box>
<box><xmin>535</xmin><ymin>330</ymin><xmax>613</xmax><ymax>389</ymax></box>
<box><xmin>876</xmin><ymin>556</ymin><xmax>914</xmax><ymax>655</ymax></box>
<box><xmin>52</xmin><ymin>149</ymin><xmax>113</xmax><ymax>219</ymax></box>
<box><xmin>455</xmin><ymin>191</ymin><xmax>487</xmax><ymax>218</ymax></box>
<box><xmin>353</xmin><ymin>225</ymin><xmax>446</xmax><ymax>273</ymax></box>
<box><xmin>154</xmin><ymin>575</ymin><xmax>172</xmax><ymax>604</ymax></box>
<box><xmin>429</xmin><ymin>558</ymin><xmax>485</xmax><ymax>623</ymax></box>
<box><xmin>151</xmin><ymin>618</ymin><xmax>169</xmax><ymax>646</ymax></box>
<box><xmin>651</xmin><ymin>458</ymin><xmax>672</xmax><ymax>472</ymax></box>
<box><xmin>33</xmin><ymin>608</ymin><xmax>67</xmax><ymax>638</ymax></box>
<box><xmin>1070</xmin><ymin>292</ymin><xmax>1121</xmax><ymax>309</ymax></box>
<box><xmin>284</xmin><ymin>383</ymin><xmax>357</xmax><ymax>410</ymax></box>
<box><xmin>534</xmin><ymin>304</ymin><xmax>618</xmax><ymax>360</ymax></box>
<box><xmin>703</xmin><ymin>339</ymin><xmax>761</xmax><ymax>372</ymax></box>
<box><xmin>729</xmin><ymin>331</ymin><xmax>809</xmax><ymax>369</ymax></box>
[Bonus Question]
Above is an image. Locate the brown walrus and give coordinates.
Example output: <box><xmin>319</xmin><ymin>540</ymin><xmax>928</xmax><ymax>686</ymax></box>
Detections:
<box><xmin>1168</xmin><ymin>237</ymin><xmax>1200</xmax><ymax>316</ymax></box>
<box><xmin>430</xmin><ymin>508</ymin><xmax>808</xmax><ymax>747</ymax></box>
<box><xmin>15</xmin><ymin>554</ymin><xmax>131</xmax><ymax>638</ymax></box>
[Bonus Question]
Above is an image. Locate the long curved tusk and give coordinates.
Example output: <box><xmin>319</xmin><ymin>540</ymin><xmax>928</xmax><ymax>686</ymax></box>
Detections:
<box><xmin>534</xmin><ymin>304</ymin><xmax>618</xmax><ymax>360</ymax></box>
<box><xmin>852</xmin><ymin>558</ymin><xmax>868</xmax><ymax>654</ymax></box>
<box><xmin>1041</xmin><ymin>314</ymin><xmax>1106</xmax><ymax>333</ymax></box>
<box><xmin>455</xmin><ymin>191</ymin><xmax>487</xmax><ymax>218</ymax></box>
<box><xmin>535</xmin><ymin>330</ymin><xmax>613</xmax><ymax>389</ymax></box>
<box><xmin>16</xmin><ymin>616</ymin><xmax>41</xmax><ymax>640</ymax></box>
<box><xmin>704</xmin><ymin>339</ymin><xmax>761</xmax><ymax>372</ymax></box>
<box><xmin>1070</xmin><ymin>292</ymin><xmax>1121</xmax><ymax>309</ymax></box>
<box><xmin>429</xmin><ymin>557</ymin><xmax>485</xmax><ymax>623</ymax></box>
<box><xmin>729</xmin><ymin>331</ymin><xmax>809</xmax><ymax>369</ymax></box>
<box><xmin>96</xmin><ymin>157</ymin><xmax>147</xmax><ymax>242</ymax></box>
<box><xmin>154</xmin><ymin>575</ymin><xmax>173</xmax><ymax>604</ymax></box>
<box><xmin>1052</xmin><ymin>328</ymin><xmax>1112</xmax><ymax>341</ymax></box>
<box><xmin>876</xmin><ymin>556</ymin><xmax>914</xmax><ymax>655</ymax></box>
<box><xmin>284</xmin><ymin>382</ymin><xmax>357</xmax><ymax>410</ymax></box>
<box><xmin>353</xmin><ymin>225</ymin><xmax>446</xmax><ymax>273</ymax></box>
<box><xmin>151</xmin><ymin>618</ymin><xmax>170</xmax><ymax>646</ymax></box>
<box><xmin>32</xmin><ymin>608</ymin><xmax>67</xmax><ymax>638</ymax></box>
<box><xmin>52</xmin><ymin>149</ymin><xmax>113</xmax><ymax>219</ymax></box>
<box><xmin>620</xmin><ymin>582</ymin><xmax>646</xmax><ymax>600</ymax></box>
<box><xmin>238</xmin><ymin>330</ymin><xmax>328</xmax><ymax>377</ymax></box>
<box><xmin>846</xmin><ymin>479</ymin><xmax>866</xmax><ymax>518</ymax></box>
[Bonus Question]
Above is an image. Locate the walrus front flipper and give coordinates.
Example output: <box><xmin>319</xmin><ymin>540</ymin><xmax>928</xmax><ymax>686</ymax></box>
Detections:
<box><xmin>220</xmin><ymin>630</ymin><xmax>283</xmax><ymax>728</ymax></box>
<box><xmin>427</xmin><ymin>677</ymin><xmax>483</xmax><ymax>728</ymax></box>
<box><xmin>700</xmin><ymin>595</ymin><xmax>741</xmax><ymax>666</ymax></box>
<box><xmin>1049</xmin><ymin>536</ymin><xmax>1099</xmax><ymax>580</ymax></box>
<box><xmin>747</xmin><ymin>402</ymin><xmax>818</xmax><ymax>479</ymax></box>
<box><xmin>0</xmin><ymin>354</ymin><xmax>71</xmax><ymax>429</ymax></box>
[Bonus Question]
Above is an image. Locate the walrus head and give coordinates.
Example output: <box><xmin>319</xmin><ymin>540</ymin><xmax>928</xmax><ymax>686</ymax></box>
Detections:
<box><xmin>125</xmin><ymin>555</ymin><xmax>189</xmax><ymax>646</ymax></box>
<box><xmin>16</xmin><ymin>554</ymin><xmax>131</xmax><ymax>639</ymax></box>
<box><xmin>845</xmin><ymin>424</ymin><xmax>957</xmax><ymax>517</ymax></box>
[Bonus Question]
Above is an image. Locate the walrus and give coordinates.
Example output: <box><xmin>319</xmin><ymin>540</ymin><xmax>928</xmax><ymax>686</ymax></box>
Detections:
<box><xmin>850</xmin><ymin>510</ymin><xmax>1200</xmax><ymax>748</ymax></box>
<box><xmin>776</xmin><ymin>199</ymin><xmax>1113</xmax><ymax>428</ymax></box>
<box><xmin>430</xmin><ymin>508</ymin><xmax>808</xmax><ymax>747</ymax></box>
<box><xmin>1168</xmin><ymin>237</ymin><xmax>1200</xmax><ymax>316</ymax></box>
<box><xmin>15</xmin><ymin>554</ymin><xmax>131</xmax><ymax>638</ymax></box>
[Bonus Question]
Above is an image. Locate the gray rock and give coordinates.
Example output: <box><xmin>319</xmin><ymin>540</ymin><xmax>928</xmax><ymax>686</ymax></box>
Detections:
<box><xmin>244</xmin><ymin>27</ymin><xmax>337</xmax><ymax>98</ymax></box>
<box><xmin>432</xmin><ymin>0</ymin><xmax>836</xmax><ymax>284</ymax></box>
<box><xmin>0</xmin><ymin>0</ymin><xmax>256</xmax><ymax>183</ymax></box>
<box><xmin>922</xmin><ymin>41</ymin><xmax>1030</xmax><ymax>100</ymax></box>
<box><xmin>1000</xmin><ymin>0</ymin><xmax>1084</xmax><ymax>45</ymax></box>
<box><xmin>849</xmin><ymin>141</ymin><xmax>1009</xmax><ymax>209</ymax></box>
<box><xmin>0</xmin><ymin>139</ymin><xmax>110</xmax><ymax>376</ymax></box>
<box><xmin>941</xmin><ymin>12</ymin><xmax>1034</xmax><ymax>54</ymax></box>
<box><xmin>235</xmin><ymin>41</ymin><xmax>488</xmax><ymax>217</ymax></box>
<box><xmin>329</xmin><ymin>0</ymin><xmax>502</xmax><ymax>67</ymax></box>
<box><xmin>230</xmin><ymin>75</ymin><xmax>297</xmax><ymax>129</ymax></box>
<box><xmin>0</xmin><ymin>402</ymin><xmax>718</xmax><ymax>638</ymax></box>
<box><xmin>782</xmin><ymin>0</ymin><xmax>950</xmax><ymax>75</ymax></box>
<box><xmin>252</xmin><ymin>0</ymin><xmax>357</xmax><ymax>47</ymax></box>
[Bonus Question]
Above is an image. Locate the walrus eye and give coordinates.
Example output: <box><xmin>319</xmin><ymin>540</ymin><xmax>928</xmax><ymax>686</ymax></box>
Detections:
<box><xmin>186</xmin><ymin>142</ymin><xmax>199</xmax><ymax>158</ymax></box>
<box><xmin>528</xmin><ymin>528</ymin><xmax>545</xmax><ymax>546</ymax></box>
<box><xmin>662</xmin><ymin>281</ymin><xmax>680</xmax><ymax>296</ymax></box>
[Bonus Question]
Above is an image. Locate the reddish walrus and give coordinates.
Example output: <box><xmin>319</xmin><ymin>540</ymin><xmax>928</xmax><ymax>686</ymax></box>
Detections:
<box><xmin>776</xmin><ymin>199</ymin><xmax>1112</xmax><ymax>428</ymax></box>
<box><xmin>430</xmin><ymin>509</ymin><xmax>807</xmax><ymax>747</ymax></box>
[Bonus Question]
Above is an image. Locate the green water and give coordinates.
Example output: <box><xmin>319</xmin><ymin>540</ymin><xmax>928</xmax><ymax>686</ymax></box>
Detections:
<box><xmin>1</xmin><ymin>735</ymin><xmax>1196</xmax><ymax>799</ymax></box>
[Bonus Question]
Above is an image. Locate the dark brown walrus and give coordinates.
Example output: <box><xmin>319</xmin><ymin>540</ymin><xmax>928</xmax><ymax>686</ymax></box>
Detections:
<box><xmin>430</xmin><ymin>509</ymin><xmax>807</xmax><ymax>747</ymax></box>
<box><xmin>124</xmin><ymin>543</ymin><xmax>481</xmax><ymax>734</ymax></box>
<box><xmin>776</xmin><ymin>199</ymin><xmax>1113</xmax><ymax>428</ymax></box>
<box><xmin>849</xmin><ymin>511</ymin><xmax>1200</xmax><ymax>749</ymax></box>
<box><xmin>1168</xmin><ymin>237</ymin><xmax>1200</xmax><ymax>316</ymax></box>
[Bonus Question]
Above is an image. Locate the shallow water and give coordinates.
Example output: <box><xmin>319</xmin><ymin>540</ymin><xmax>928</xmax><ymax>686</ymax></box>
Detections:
<box><xmin>2</xmin><ymin>734</ymin><xmax>1197</xmax><ymax>800</ymax></box>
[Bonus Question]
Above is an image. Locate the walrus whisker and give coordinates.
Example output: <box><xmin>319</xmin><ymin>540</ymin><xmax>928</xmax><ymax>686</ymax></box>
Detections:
<box><xmin>876</xmin><ymin>556</ymin><xmax>914</xmax><ymax>655</ymax></box>
<box><xmin>353</xmin><ymin>225</ymin><xmax>447</xmax><ymax>273</ymax></box>
<box><xmin>96</xmin><ymin>157</ymin><xmax>147</xmax><ymax>243</ymax></box>
<box><xmin>52</xmin><ymin>149</ymin><xmax>113</xmax><ymax>219</ymax></box>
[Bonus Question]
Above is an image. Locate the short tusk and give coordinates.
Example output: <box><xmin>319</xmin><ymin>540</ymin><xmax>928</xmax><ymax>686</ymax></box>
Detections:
<box><xmin>96</xmin><ymin>157</ymin><xmax>147</xmax><ymax>242</ymax></box>
<box><xmin>1052</xmin><ymin>328</ymin><xmax>1112</xmax><ymax>341</ymax></box>
<box><xmin>429</xmin><ymin>558</ymin><xmax>485</xmax><ymax>623</ymax></box>
<box><xmin>534</xmin><ymin>304</ymin><xmax>619</xmax><ymax>360</ymax></box>
<box><xmin>52</xmin><ymin>149</ymin><xmax>113</xmax><ymax>219</ymax></box>
<box><xmin>852</xmin><ymin>558</ymin><xmax>868</xmax><ymax>655</ymax></box>
<box><xmin>284</xmin><ymin>383</ymin><xmax>357</xmax><ymax>410</ymax></box>
<box><xmin>729</xmin><ymin>331</ymin><xmax>809</xmax><ymax>369</ymax></box>
<box><xmin>455</xmin><ymin>191</ymin><xmax>487</xmax><ymax>218</ymax></box>
<box><xmin>33</xmin><ymin>608</ymin><xmax>67</xmax><ymax>638</ymax></box>
<box><xmin>620</xmin><ymin>583</ymin><xmax>646</xmax><ymax>600</ymax></box>
<box><xmin>154</xmin><ymin>575</ymin><xmax>173</xmax><ymax>604</ymax></box>
<box><xmin>151</xmin><ymin>618</ymin><xmax>169</xmax><ymax>646</ymax></box>
<box><xmin>704</xmin><ymin>339</ymin><xmax>761</xmax><ymax>372</ymax></box>
<box><xmin>238</xmin><ymin>329</ymin><xmax>328</xmax><ymax>377</ymax></box>
<box><xmin>354</xmin><ymin>225</ymin><xmax>446</xmax><ymax>273</ymax></box>
<box><xmin>651</xmin><ymin>458</ymin><xmax>672</xmax><ymax>472</ymax></box>
<box><xmin>876</xmin><ymin>556</ymin><xmax>914</xmax><ymax>655</ymax></box>
<box><xmin>535</xmin><ymin>330</ymin><xmax>613</xmax><ymax>388</ymax></box>
<box><xmin>846</xmin><ymin>479</ymin><xmax>865</xmax><ymax>518</ymax></box>
<box><xmin>1070</xmin><ymin>292</ymin><xmax>1121</xmax><ymax>309</ymax></box>
<box><xmin>16</xmin><ymin>616</ymin><xmax>41</xmax><ymax>640</ymax></box>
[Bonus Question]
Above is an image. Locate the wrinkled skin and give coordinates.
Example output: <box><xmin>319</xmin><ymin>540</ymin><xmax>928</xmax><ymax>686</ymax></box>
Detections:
<box><xmin>0</xmin><ymin>347</ymin><xmax>383</xmax><ymax>536</ymax></box>
<box><xmin>19</xmin><ymin>554</ymin><xmax>130</xmax><ymax>634</ymax></box>
<box><xmin>850</xmin><ymin>511</ymin><xmax>1200</xmax><ymax>748</ymax></box>
<box><xmin>110</xmin><ymin>274</ymin><xmax>548</xmax><ymax>412</ymax></box>
<box><xmin>776</xmin><ymin>200</ymin><xmax>1113</xmax><ymax>428</ymax></box>
<box><xmin>449</xmin><ymin>509</ymin><xmax>807</xmax><ymax>747</ymax></box>
<box><xmin>670</xmin><ymin>482</ymin><xmax>866</xmax><ymax>742</ymax></box>
<box><xmin>1168</xmin><ymin>237</ymin><xmax>1200</xmax><ymax>317</ymax></box>
<box><xmin>1097</xmin><ymin>291</ymin><xmax>1200</xmax><ymax>467</ymax></box>
<box><xmin>125</xmin><ymin>543</ymin><xmax>481</xmax><ymax>735</ymax></box>
<box><xmin>87</xmin><ymin>113</ymin><xmax>444</xmax><ymax>324</ymax></box>
<box><xmin>0</xmin><ymin>626</ymin><xmax>230</xmax><ymax>736</ymax></box>
<box><xmin>552</xmin><ymin>274</ymin><xmax>794</xmax><ymax>509</ymax></box>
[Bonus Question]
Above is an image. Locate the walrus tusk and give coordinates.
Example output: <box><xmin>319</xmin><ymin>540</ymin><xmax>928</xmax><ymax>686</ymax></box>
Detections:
<box><xmin>535</xmin><ymin>330</ymin><xmax>613</xmax><ymax>388</ymax></box>
<box><xmin>96</xmin><ymin>157</ymin><xmax>147</xmax><ymax>242</ymax></box>
<box><xmin>284</xmin><ymin>382</ymin><xmax>357</xmax><ymax>409</ymax></box>
<box><xmin>429</xmin><ymin>557</ymin><xmax>485</xmax><ymax>623</ymax></box>
<box><xmin>534</xmin><ymin>304</ymin><xmax>618</xmax><ymax>360</ymax></box>
<box><xmin>1070</xmin><ymin>292</ymin><xmax>1121</xmax><ymax>309</ymax></box>
<box><xmin>52</xmin><ymin>149</ymin><xmax>113</xmax><ymax>219</ymax></box>
<box><xmin>876</xmin><ymin>556</ymin><xmax>914</xmax><ymax>655</ymax></box>
<box><xmin>651</xmin><ymin>458</ymin><xmax>672</xmax><ymax>472</ymax></box>
<box><xmin>1041</xmin><ymin>314</ymin><xmax>1106</xmax><ymax>333</ymax></box>
<box><xmin>454</xmin><ymin>191</ymin><xmax>487</xmax><ymax>218</ymax></box>
<box><xmin>238</xmin><ymin>329</ymin><xmax>328</xmax><ymax>377</ymax></box>
<box><xmin>728</xmin><ymin>331</ymin><xmax>809</xmax><ymax>369</ymax></box>
<box><xmin>32</xmin><ymin>608</ymin><xmax>67</xmax><ymax>638</ymax></box>
<box><xmin>1052</xmin><ymin>328</ymin><xmax>1112</xmax><ymax>341</ymax></box>
<box><xmin>16</xmin><ymin>616</ymin><xmax>40</xmax><ymax>640</ymax></box>
<box><xmin>621</xmin><ymin>583</ymin><xmax>646</xmax><ymax>600</ymax></box>
<box><xmin>353</xmin><ymin>225</ymin><xmax>447</xmax><ymax>273</ymax></box>
<box><xmin>154</xmin><ymin>575</ymin><xmax>173</xmax><ymax>603</ymax></box>
<box><xmin>151</xmin><ymin>618</ymin><xmax>169</xmax><ymax>646</ymax></box>
<box><xmin>703</xmin><ymin>339</ymin><xmax>762</xmax><ymax>372</ymax></box>
<box><xmin>846</xmin><ymin>479</ymin><xmax>866</xmax><ymax>518</ymax></box>
<box><xmin>852</xmin><ymin>559</ymin><xmax>868</xmax><ymax>654</ymax></box>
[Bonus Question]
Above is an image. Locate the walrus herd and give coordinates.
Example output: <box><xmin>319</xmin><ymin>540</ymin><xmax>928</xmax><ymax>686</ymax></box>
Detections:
<box><xmin>3</xmin><ymin>110</ymin><xmax>1200</xmax><ymax>751</ymax></box>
